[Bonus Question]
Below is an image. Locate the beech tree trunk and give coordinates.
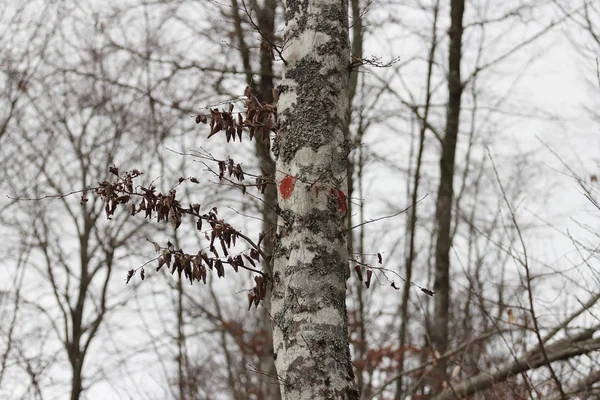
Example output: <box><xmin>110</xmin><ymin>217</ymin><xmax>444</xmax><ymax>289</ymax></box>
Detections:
<box><xmin>270</xmin><ymin>0</ymin><xmax>358</xmax><ymax>398</ymax></box>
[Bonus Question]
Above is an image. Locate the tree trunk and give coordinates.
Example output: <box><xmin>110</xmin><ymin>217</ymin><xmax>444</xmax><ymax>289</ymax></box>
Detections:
<box><xmin>396</xmin><ymin>3</ymin><xmax>439</xmax><ymax>398</ymax></box>
<box><xmin>347</xmin><ymin>0</ymin><xmax>364</xmax><ymax>396</ymax></box>
<box><xmin>255</xmin><ymin>0</ymin><xmax>281</xmax><ymax>395</ymax></box>
<box><xmin>230</xmin><ymin>0</ymin><xmax>282</xmax><ymax>396</ymax></box>
<box><xmin>271</xmin><ymin>0</ymin><xmax>358</xmax><ymax>398</ymax></box>
<box><xmin>431</xmin><ymin>0</ymin><xmax>464</xmax><ymax>392</ymax></box>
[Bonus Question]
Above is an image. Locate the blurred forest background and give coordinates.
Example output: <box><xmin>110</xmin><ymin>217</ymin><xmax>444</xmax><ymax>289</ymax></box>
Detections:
<box><xmin>1</xmin><ymin>0</ymin><xmax>600</xmax><ymax>399</ymax></box>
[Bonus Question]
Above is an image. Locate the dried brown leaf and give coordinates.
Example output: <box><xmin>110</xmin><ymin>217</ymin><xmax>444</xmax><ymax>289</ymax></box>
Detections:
<box><xmin>365</xmin><ymin>269</ymin><xmax>372</xmax><ymax>288</ymax></box>
<box><xmin>354</xmin><ymin>265</ymin><xmax>363</xmax><ymax>281</ymax></box>
<box><xmin>244</xmin><ymin>254</ymin><xmax>256</xmax><ymax>267</ymax></box>
<box><xmin>126</xmin><ymin>269</ymin><xmax>134</xmax><ymax>284</ymax></box>
<box><xmin>507</xmin><ymin>308</ymin><xmax>516</xmax><ymax>325</ymax></box>
<box><xmin>247</xmin><ymin>293</ymin><xmax>254</xmax><ymax>311</ymax></box>
<box><xmin>215</xmin><ymin>259</ymin><xmax>224</xmax><ymax>278</ymax></box>
<box><xmin>150</xmin><ymin>240</ymin><xmax>161</xmax><ymax>253</ymax></box>
<box><xmin>451</xmin><ymin>365</ymin><xmax>461</xmax><ymax>378</ymax></box>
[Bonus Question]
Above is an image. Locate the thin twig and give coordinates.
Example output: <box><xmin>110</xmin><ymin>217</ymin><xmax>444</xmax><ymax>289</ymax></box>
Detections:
<box><xmin>342</xmin><ymin>194</ymin><xmax>428</xmax><ymax>233</ymax></box>
<box><xmin>487</xmin><ymin>147</ymin><xmax>567</xmax><ymax>399</ymax></box>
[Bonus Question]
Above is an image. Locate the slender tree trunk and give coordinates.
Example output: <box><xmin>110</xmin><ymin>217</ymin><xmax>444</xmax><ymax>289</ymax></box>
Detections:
<box><xmin>255</xmin><ymin>2</ymin><xmax>281</xmax><ymax>398</ymax></box>
<box><xmin>354</xmin><ymin>130</ymin><xmax>367</xmax><ymax>398</ymax></box>
<box><xmin>271</xmin><ymin>0</ymin><xmax>358</xmax><ymax>398</ymax></box>
<box><xmin>176</xmin><ymin>271</ymin><xmax>186</xmax><ymax>399</ymax></box>
<box><xmin>70</xmin><ymin>361</ymin><xmax>83</xmax><ymax>400</ymax></box>
<box><xmin>396</xmin><ymin>3</ymin><xmax>439</xmax><ymax>398</ymax></box>
<box><xmin>230</xmin><ymin>1</ymin><xmax>281</xmax><ymax>397</ymax></box>
<box><xmin>347</xmin><ymin>0</ymin><xmax>364</xmax><ymax>396</ymax></box>
<box><xmin>431</xmin><ymin>0</ymin><xmax>464</xmax><ymax>392</ymax></box>
<box><xmin>68</xmin><ymin>212</ymin><xmax>93</xmax><ymax>400</ymax></box>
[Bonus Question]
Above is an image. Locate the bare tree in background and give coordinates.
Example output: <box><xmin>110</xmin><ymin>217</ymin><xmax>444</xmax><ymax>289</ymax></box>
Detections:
<box><xmin>0</xmin><ymin>2</ymin><xmax>206</xmax><ymax>398</ymax></box>
<box><xmin>430</xmin><ymin>0</ymin><xmax>465</xmax><ymax>390</ymax></box>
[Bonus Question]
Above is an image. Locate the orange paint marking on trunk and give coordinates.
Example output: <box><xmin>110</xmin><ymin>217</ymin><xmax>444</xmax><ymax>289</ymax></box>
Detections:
<box><xmin>279</xmin><ymin>175</ymin><xmax>296</xmax><ymax>200</ymax></box>
<box><xmin>330</xmin><ymin>189</ymin><xmax>347</xmax><ymax>214</ymax></box>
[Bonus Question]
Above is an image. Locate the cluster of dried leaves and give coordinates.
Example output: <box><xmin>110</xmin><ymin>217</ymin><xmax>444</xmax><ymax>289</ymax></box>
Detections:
<box><xmin>91</xmin><ymin>166</ymin><xmax>268</xmax><ymax>304</ymax></box>
<box><xmin>197</xmin><ymin>86</ymin><xmax>277</xmax><ymax>155</ymax></box>
<box><xmin>87</xmin><ymin>86</ymin><xmax>281</xmax><ymax>307</ymax></box>
<box><xmin>351</xmin><ymin>254</ymin><xmax>435</xmax><ymax>296</ymax></box>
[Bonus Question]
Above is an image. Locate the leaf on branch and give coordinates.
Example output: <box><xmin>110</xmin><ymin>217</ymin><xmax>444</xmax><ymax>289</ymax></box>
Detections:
<box><xmin>451</xmin><ymin>365</ymin><xmax>461</xmax><ymax>378</ymax></box>
<box><xmin>190</xmin><ymin>177</ymin><xmax>199</xmax><ymax>183</ymax></box>
<box><xmin>220</xmin><ymin>238</ymin><xmax>228</xmax><ymax>256</ymax></box>
<box><xmin>228</xmin><ymin>256</ymin><xmax>238</xmax><ymax>272</ymax></box>
<box><xmin>235</xmin><ymin>254</ymin><xmax>244</xmax><ymax>270</ymax></box>
<box><xmin>209</xmin><ymin>244</ymin><xmax>219</xmax><ymax>258</ymax></box>
<box><xmin>252</xmin><ymin>276</ymin><xmax>266</xmax><ymax>308</ymax></box>
<box><xmin>244</xmin><ymin>254</ymin><xmax>256</xmax><ymax>267</ymax></box>
<box><xmin>126</xmin><ymin>269</ymin><xmax>134</xmax><ymax>284</ymax></box>
<box><xmin>257</xmin><ymin>232</ymin><xmax>265</xmax><ymax>246</ymax></box>
<box><xmin>507</xmin><ymin>308</ymin><xmax>515</xmax><ymax>325</ymax></box>
<box><xmin>235</xmin><ymin>164</ymin><xmax>244</xmax><ymax>181</ymax></box>
<box><xmin>377</xmin><ymin>253</ymin><xmax>382</xmax><ymax>264</ymax></box>
<box><xmin>215</xmin><ymin>259</ymin><xmax>224</xmax><ymax>278</ymax></box>
<box><xmin>208</xmin><ymin>109</ymin><xmax>223</xmax><ymax>138</ymax></box>
<box><xmin>365</xmin><ymin>269</ymin><xmax>372</xmax><ymax>288</ymax></box>
<box><xmin>354</xmin><ymin>265</ymin><xmax>363</xmax><ymax>281</ymax></box>
<box><xmin>421</xmin><ymin>288</ymin><xmax>435</xmax><ymax>297</ymax></box>
<box><xmin>391</xmin><ymin>281</ymin><xmax>400</xmax><ymax>290</ymax></box>
<box><xmin>140</xmin><ymin>268</ymin><xmax>145</xmax><ymax>280</ymax></box>
<box><xmin>150</xmin><ymin>240</ymin><xmax>161</xmax><ymax>253</ymax></box>
<box><xmin>247</xmin><ymin>293</ymin><xmax>254</xmax><ymax>311</ymax></box>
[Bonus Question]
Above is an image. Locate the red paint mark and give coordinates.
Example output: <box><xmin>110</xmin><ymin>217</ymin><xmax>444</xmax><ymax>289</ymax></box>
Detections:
<box><xmin>330</xmin><ymin>189</ymin><xmax>347</xmax><ymax>214</ymax></box>
<box><xmin>279</xmin><ymin>175</ymin><xmax>296</xmax><ymax>200</ymax></box>
<box><xmin>314</xmin><ymin>186</ymin><xmax>319</xmax><ymax>198</ymax></box>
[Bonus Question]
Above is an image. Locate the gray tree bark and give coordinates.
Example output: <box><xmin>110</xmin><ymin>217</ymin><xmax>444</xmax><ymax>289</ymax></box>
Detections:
<box><xmin>270</xmin><ymin>0</ymin><xmax>358</xmax><ymax>398</ymax></box>
<box><xmin>431</xmin><ymin>0</ymin><xmax>465</xmax><ymax>392</ymax></box>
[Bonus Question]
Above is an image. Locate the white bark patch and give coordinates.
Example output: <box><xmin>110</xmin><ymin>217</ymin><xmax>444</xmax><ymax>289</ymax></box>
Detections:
<box><xmin>284</xmin><ymin>30</ymin><xmax>332</xmax><ymax>67</ymax></box>
<box><xmin>284</xmin><ymin>236</ymin><xmax>316</xmax><ymax>266</ymax></box>
<box><xmin>277</xmin><ymin>80</ymin><xmax>297</xmax><ymax>116</ymax></box>
<box><xmin>292</xmin><ymin>305</ymin><xmax>343</xmax><ymax>326</ymax></box>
